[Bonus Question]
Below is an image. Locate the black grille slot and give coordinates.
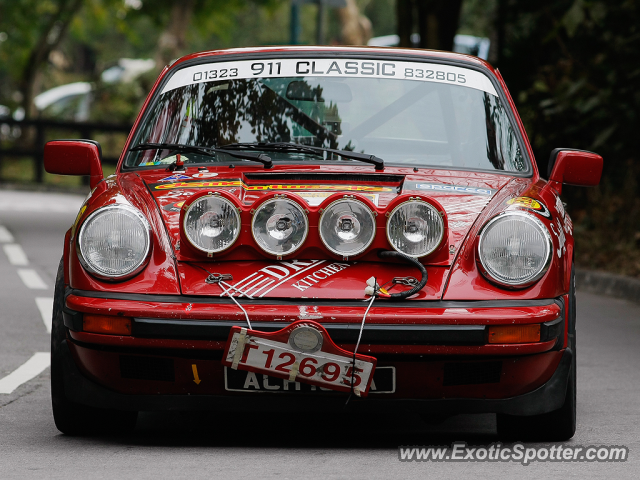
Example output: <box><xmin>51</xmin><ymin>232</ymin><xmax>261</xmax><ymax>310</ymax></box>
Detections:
<box><xmin>244</xmin><ymin>172</ymin><xmax>404</xmax><ymax>185</ymax></box>
<box><xmin>119</xmin><ymin>355</ymin><xmax>175</xmax><ymax>382</ymax></box>
<box><xmin>442</xmin><ymin>361</ymin><xmax>502</xmax><ymax>386</ymax></box>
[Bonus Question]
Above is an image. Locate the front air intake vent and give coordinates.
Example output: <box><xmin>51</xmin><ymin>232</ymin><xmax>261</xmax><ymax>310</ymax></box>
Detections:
<box><xmin>442</xmin><ymin>361</ymin><xmax>502</xmax><ymax>386</ymax></box>
<box><xmin>119</xmin><ymin>355</ymin><xmax>175</xmax><ymax>382</ymax></box>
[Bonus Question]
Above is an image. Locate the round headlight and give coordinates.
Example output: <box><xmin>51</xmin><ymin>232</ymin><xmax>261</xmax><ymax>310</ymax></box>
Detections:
<box><xmin>478</xmin><ymin>211</ymin><xmax>553</xmax><ymax>287</ymax></box>
<box><xmin>252</xmin><ymin>198</ymin><xmax>308</xmax><ymax>256</ymax></box>
<box><xmin>386</xmin><ymin>200</ymin><xmax>444</xmax><ymax>257</ymax></box>
<box><xmin>183</xmin><ymin>195</ymin><xmax>240</xmax><ymax>254</ymax></box>
<box><xmin>78</xmin><ymin>205</ymin><xmax>151</xmax><ymax>279</ymax></box>
<box><xmin>319</xmin><ymin>198</ymin><xmax>376</xmax><ymax>257</ymax></box>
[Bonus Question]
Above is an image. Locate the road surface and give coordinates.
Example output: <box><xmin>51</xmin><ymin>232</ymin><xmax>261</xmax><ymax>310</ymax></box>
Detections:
<box><xmin>0</xmin><ymin>189</ymin><xmax>637</xmax><ymax>479</ymax></box>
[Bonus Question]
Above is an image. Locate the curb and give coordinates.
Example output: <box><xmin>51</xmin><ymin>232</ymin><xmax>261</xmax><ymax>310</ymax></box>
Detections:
<box><xmin>576</xmin><ymin>269</ymin><xmax>640</xmax><ymax>305</ymax></box>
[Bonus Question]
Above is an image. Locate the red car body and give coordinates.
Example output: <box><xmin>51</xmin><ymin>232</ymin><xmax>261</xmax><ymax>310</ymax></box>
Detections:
<box><xmin>46</xmin><ymin>46</ymin><xmax>602</xmax><ymax>438</ymax></box>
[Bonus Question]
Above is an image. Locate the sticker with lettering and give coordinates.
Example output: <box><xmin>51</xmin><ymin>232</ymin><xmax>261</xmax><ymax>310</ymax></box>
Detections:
<box><xmin>506</xmin><ymin>197</ymin><xmax>551</xmax><ymax>218</ymax></box>
<box><xmin>160</xmin><ymin>58</ymin><xmax>498</xmax><ymax>96</ymax></box>
<box><xmin>413</xmin><ymin>183</ymin><xmax>495</xmax><ymax>196</ymax></box>
<box><xmin>158</xmin><ymin>174</ymin><xmax>191</xmax><ymax>182</ymax></box>
<box><xmin>191</xmin><ymin>172</ymin><xmax>219</xmax><ymax>178</ymax></box>
<box><xmin>152</xmin><ymin>180</ymin><xmax>395</xmax><ymax>193</ymax></box>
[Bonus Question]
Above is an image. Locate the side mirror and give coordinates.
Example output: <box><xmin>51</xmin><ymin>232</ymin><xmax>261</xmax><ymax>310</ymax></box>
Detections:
<box><xmin>44</xmin><ymin>140</ymin><xmax>104</xmax><ymax>190</ymax></box>
<box><xmin>547</xmin><ymin>148</ymin><xmax>603</xmax><ymax>194</ymax></box>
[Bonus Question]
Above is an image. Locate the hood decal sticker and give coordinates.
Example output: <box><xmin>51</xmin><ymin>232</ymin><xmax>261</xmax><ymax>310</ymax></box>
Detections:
<box><xmin>405</xmin><ymin>181</ymin><xmax>496</xmax><ymax>196</ymax></box>
<box><xmin>151</xmin><ymin>179</ymin><xmax>395</xmax><ymax>193</ymax></box>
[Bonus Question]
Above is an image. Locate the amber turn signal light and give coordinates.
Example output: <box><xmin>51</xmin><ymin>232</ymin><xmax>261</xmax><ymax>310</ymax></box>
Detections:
<box><xmin>83</xmin><ymin>314</ymin><xmax>132</xmax><ymax>335</ymax></box>
<box><xmin>487</xmin><ymin>324</ymin><xmax>540</xmax><ymax>344</ymax></box>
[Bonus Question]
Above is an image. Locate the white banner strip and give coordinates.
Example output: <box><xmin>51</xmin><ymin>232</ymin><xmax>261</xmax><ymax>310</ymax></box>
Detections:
<box><xmin>161</xmin><ymin>58</ymin><xmax>497</xmax><ymax>96</ymax></box>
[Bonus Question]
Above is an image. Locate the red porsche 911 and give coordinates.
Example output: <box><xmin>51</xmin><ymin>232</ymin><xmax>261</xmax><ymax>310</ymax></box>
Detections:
<box><xmin>44</xmin><ymin>46</ymin><xmax>602</xmax><ymax>439</ymax></box>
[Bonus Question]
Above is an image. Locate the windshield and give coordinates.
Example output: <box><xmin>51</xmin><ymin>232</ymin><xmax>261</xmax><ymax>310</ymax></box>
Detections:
<box><xmin>126</xmin><ymin>58</ymin><xmax>527</xmax><ymax>173</ymax></box>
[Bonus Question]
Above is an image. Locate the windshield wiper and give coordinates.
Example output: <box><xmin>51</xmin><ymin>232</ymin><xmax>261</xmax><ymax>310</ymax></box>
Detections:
<box><xmin>221</xmin><ymin>142</ymin><xmax>385</xmax><ymax>171</ymax></box>
<box><xmin>129</xmin><ymin>142</ymin><xmax>273</xmax><ymax>169</ymax></box>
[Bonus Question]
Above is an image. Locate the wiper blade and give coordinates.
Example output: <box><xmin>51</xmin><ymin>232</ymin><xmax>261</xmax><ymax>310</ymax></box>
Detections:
<box><xmin>129</xmin><ymin>142</ymin><xmax>273</xmax><ymax>169</ymax></box>
<box><xmin>222</xmin><ymin>142</ymin><xmax>385</xmax><ymax>171</ymax></box>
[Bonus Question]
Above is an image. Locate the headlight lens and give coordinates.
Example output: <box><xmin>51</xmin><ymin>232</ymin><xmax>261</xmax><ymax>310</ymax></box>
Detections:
<box><xmin>478</xmin><ymin>211</ymin><xmax>552</xmax><ymax>287</ymax></box>
<box><xmin>319</xmin><ymin>198</ymin><xmax>376</xmax><ymax>256</ymax></box>
<box><xmin>78</xmin><ymin>205</ymin><xmax>151</xmax><ymax>279</ymax></box>
<box><xmin>252</xmin><ymin>198</ymin><xmax>308</xmax><ymax>256</ymax></box>
<box><xmin>183</xmin><ymin>195</ymin><xmax>240</xmax><ymax>253</ymax></box>
<box><xmin>386</xmin><ymin>200</ymin><xmax>444</xmax><ymax>257</ymax></box>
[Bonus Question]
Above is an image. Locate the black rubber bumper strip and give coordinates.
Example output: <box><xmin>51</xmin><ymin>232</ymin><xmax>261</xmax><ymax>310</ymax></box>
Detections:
<box><xmin>60</xmin><ymin>340</ymin><xmax>573</xmax><ymax>416</ymax></box>
<box><xmin>133</xmin><ymin>319</ymin><xmax>487</xmax><ymax>345</ymax></box>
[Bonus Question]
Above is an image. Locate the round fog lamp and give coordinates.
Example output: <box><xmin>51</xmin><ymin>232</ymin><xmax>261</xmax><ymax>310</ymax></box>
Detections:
<box><xmin>319</xmin><ymin>198</ymin><xmax>376</xmax><ymax>256</ymax></box>
<box><xmin>183</xmin><ymin>195</ymin><xmax>240</xmax><ymax>253</ymax></box>
<box><xmin>386</xmin><ymin>200</ymin><xmax>444</xmax><ymax>257</ymax></box>
<box><xmin>252</xmin><ymin>198</ymin><xmax>308</xmax><ymax>256</ymax></box>
<box><xmin>289</xmin><ymin>326</ymin><xmax>323</xmax><ymax>353</ymax></box>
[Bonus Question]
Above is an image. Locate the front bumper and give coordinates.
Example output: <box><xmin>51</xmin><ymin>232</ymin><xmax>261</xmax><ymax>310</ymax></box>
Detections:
<box><xmin>60</xmin><ymin>339</ymin><xmax>572</xmax><ymax>415</ymax></box>
<box><xmin>62</xmin><ymin>290</ymin><xmax>570</xmax><ymax>413</ymax></box>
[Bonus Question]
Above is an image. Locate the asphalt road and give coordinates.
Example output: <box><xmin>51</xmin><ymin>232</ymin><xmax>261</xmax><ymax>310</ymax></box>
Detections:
<box><xmin>0</xmin><ymin>188</ymin><xmax>638</xmax><ymax>479</ymax></box>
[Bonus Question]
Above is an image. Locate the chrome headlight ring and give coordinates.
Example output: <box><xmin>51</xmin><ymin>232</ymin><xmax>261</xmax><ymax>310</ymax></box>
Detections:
<box><xmin>251</xmin><ymin>197</ymin><xmax>309</xmax><ymax>257</ymax></box>
<box><xmin>386</xmin><ymin>199</ymin><xmax>444</xmax><ymax>258</ymax></box>
<box><xmin>477</xmin><ymin>210</ymin><xmax>553</xmax><ymax>288</ymax></box>
<box><xmin>77</xmin><ymin>204</ymin><xmax>152</xmax><ymax>281</ymax></box>
<box><xmin>319</xmin><ymin>197</ymin><xmax>376</xmax><ymax>257</ymax></box>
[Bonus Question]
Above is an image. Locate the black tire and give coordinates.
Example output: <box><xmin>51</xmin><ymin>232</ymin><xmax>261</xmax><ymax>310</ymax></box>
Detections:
<box><xmin>51</xmin><ymin>258</ymin><xmax>138</xmax><ymax>435</ymax></box>
<box><xmin>496</xmin><ymin>266</ymin><xmax>577</xmax><ymax>442</ymax></box>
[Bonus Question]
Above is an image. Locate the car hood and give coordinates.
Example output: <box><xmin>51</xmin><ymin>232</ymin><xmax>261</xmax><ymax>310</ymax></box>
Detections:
<box><xmin>140</xmin><ymin>165</ymin><xmax>519</xmax><ymax>300</ymax></box>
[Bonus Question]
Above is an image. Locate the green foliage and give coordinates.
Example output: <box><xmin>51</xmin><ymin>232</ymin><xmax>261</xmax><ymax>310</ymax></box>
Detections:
<box><xmin>497</xmin><ymin>0</ymin><xmax>640</xmax><ymax>276</ymax></box>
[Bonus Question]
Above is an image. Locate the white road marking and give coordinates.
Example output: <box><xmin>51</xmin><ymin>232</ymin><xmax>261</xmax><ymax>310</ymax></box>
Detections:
<box><xmin>35</xmin><ymin>297</ymin><xmax>54</xmax><ymax>333</ymax></box>
<box><xmin>17</xmin><ymin>269</ymin><xmax>47</xmax><ymax>289</ymax></box>
<box><xmin>0</xmin><ymin>353</ymin><xmax>50</xmax><ymax>394</ymax></box>
<box><xmin>0</xmin><ymin>225</ymin><xmax>14</xmax><ymax>243</ymax></box>
<box><xmin>3</xmin><ymin>244</ymin><xmax>29</xmax><ymax>265</ymax></box>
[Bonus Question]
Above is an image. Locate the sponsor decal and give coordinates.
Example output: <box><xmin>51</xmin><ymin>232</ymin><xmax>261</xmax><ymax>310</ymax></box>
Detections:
<box><xmin>291</xmin><ymin>191</ymin><xmax>379</xmax><ymax>206</ymax></box>
<box><xmin>555</xmin><ymin>196</ymin><xmax>566</xmax><ymax>219</ymax></box>
<box><xmin>161</xmin><ymin>58</ymin><xmax>498</xmax><ymax>97</ymax></box>
<box><xmin>506</xmin><ymin>197</ymin><xmax>551</xmax><ymax>218</ymax></box>
<box><xmin>153</xmin><ymin>180</ymin><xmax>394</xmax><ymax>193</ymax></box>
<box><xmin>414</xmin><ymin>183</ymin><xmax>495</xmax><ymax>196</ymax></box>
<box><xmin>191</xmin><ymin>172</ymin><xmax>219</xmax><ymax>178</ymax></box>
<box><xmin>550</xmin><ymin>218</ymin><xmax>566</xmax><ymax>258</ymax></box>
<box><xmin>159</xmin><ymin>174</ymin><xmax>191</xmax><ymax>182</ymax></box>
<box><xmin>218</xmin><ymin>259</ymin><xmax>351</xmax><ymax>298</ymax></box>
<box><xmin>162</xmin><ymin>201</ymin><xmax>185</xmax><ymax>212</ymax></box>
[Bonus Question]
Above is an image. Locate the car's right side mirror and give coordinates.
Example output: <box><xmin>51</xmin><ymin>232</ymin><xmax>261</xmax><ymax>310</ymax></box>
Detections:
<box><xmin>547</xmin><ymin>148</ymin><xmax>603</xmax><ymax>194</ymax></box>
<box><xmin>44</xmin><ymin>139</ymin><xmax>104</xmax><ymax>190</ymax></box>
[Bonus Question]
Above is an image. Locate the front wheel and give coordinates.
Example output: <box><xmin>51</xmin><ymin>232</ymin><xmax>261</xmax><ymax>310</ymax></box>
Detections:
<box><xmin>497</xmin><ymin>266</ymin><xmax>577</xmax><ymax>442</ymax></box>
<box><xmin>51</xmin><ymin>258</ymin><xmax>138</xmax><ymax>435</ymax></box>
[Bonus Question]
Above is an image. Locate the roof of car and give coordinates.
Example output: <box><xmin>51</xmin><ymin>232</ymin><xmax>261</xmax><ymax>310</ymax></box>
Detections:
<box><xmin>169</xmin><ymin>45</ymin><xmax>495</xmax><ymax>73</ymax></box>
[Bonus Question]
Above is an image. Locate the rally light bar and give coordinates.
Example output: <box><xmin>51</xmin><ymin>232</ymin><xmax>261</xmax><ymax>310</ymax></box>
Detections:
<box><xmin>178</xmin><ymin>191</ymin><xmax>449</xmax><ymax>263</ymax></box>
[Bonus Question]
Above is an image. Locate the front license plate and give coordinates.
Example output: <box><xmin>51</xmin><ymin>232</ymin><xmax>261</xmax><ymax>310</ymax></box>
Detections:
<box><xmin>224</xmin><ymin>366</ymin><xmax>395</xmax><ymax>394</ymax></box>
<box><xmin>221</xmin><ymin>320</ymin><xmax>377</xmax><ymax>396</ymax></box>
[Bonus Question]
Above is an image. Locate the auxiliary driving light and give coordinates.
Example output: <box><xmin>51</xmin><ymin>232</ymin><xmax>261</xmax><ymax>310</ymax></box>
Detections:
<box><xmin>319</xmin><ymin>198</ymin><xmax>376</xmax><ymax>256</ymax></box>
<box><xmin>386</xmin><ymin>200</ymin><xmax>444</xmax><ymax>257</ymax></box>
<box><xmin>252</xmin><ymin>198</ymin><xmax>308</xmax><ymax>256</ymax></box>
<box><xmin>183</xmin><ymin>195</ymin><xmax>241</xmax><ymax>254</ymax></box>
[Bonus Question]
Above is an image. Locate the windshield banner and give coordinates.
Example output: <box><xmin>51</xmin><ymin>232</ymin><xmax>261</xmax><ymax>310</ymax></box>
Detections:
<box><xmin>160</xmin><ymin>58</ymin><xmax>498</xmax><ymax>96</ymax></box>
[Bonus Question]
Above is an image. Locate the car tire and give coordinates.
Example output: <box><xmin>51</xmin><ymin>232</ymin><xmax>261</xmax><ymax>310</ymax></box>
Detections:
<box><xmin>496</xmin><ymin>265</ymin><xmax>577</xmax><ymax>442</ymax></box>
<box><xmin>51</xmin><ymin>258</ymin><xmax>138</xmax><ymax>435</ymax></box>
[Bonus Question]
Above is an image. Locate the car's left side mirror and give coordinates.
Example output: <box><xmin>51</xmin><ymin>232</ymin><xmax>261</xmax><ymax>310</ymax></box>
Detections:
<box><xmin>44</xmin><ymin>139</ymin><xmax>104</xmax><ymax>190</ymax></box>
<box><xmin>547</xmin><ymin>148</ymin><xmax>603</xmax><ymax>194</ymax></box>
